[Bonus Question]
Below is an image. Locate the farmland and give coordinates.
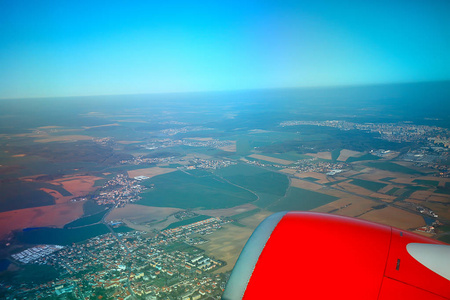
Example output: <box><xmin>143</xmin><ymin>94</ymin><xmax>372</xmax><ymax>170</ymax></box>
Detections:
<box><xmin>349</xmin><ymin>179</ymin><xmax>388</xmax><ymax>192</ymax></box>
<box><xmin>364</xmin><ymin>161</ymin><xmax>422</xmax><ymax>175</ymax></box>
<box><xmin>138</xmin><ymin>171</ymin><xmax>257</xmax><ymax>209</ymax></box>
<box><xmin>214</xmin><ymin>163</ymin><xmax>289</xmax><ymax>196</ymax></box>
<box><xmin>268</xmin><ymin>187</ymin><xmax>339</xmax><ymax>211</ymax></box>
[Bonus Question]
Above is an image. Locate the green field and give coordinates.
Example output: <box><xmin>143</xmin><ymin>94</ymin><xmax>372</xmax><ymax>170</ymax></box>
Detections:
<box><xmin>364</xmin><ymin>162</ymin><xmax>421</xmax><ymax>175</ymax></box>
<box><xmin>268</xmin><ymin>187</ymin><xmax>338</xmax><ymax>211</ymax></box>
<box><xmin>379</xmin><ymin>177</ymin><xmax>396</xmax><ymax>182</ymax></box>
<box><xmin>138</xmin><ymin>171</ymin><xmax>257</xmax><ymax>209</ymax></box>
<box><xmin>253</xmin><ymin>193</ymin><xmax>282</xmax><ymax>208</ymax></box>
<box><xmin>346</xmin><ymin>153</ymin><xmax>380</xmax><ymax>162</ymax></box>
<box><xmin>385</xmin><ymin>187</ymin><xmax>401</xmax><ymax>195</ymax></box>
<box><xmin>64</xmin><ymin>209</ymin><xmax>109</xmax><ymax>228</ymax></box>
<box><xmin>303</xmin><ymin>177</ymin><xmax>319</xmax><ymax>182</ymax></box>
<box><xmin>83</xmin><ymin>199</ymin><xmax>107</xmax><ymax>215</ymax></box>
<box><xmin>231</xmin><ymin>208</ymin><xmax>261</xmax><ymax>220</ymax></box>
<box><xmin>331</xmin><ymin>149</ymin><xmax>341</xmax><ymax>161</ymax></box>
<box><xmin>260</xmin><ymin>151</ymin><xmax>313</xmax><ymax>161</ymax></box>
<box><xmin>112</xmin><ymin>226</ymin><xmax>135</xmax><ymax>233</ymax></box>
<box><xmin>16</xmin><ymin>224</ymin><xmax>110</xmax><ymax>245</ymax></box>
<box><xmin>223</xmin><ymin>171</ymin><xmax>289</xmax><ymax>196</ymax></box>
<box><xmin>214</xmin><ymin>163</ymin><xmax>265</xmax><ymax>177</ymax></box>
<box><xmin>184</xmin><ymin>169</ymin><xmax>211</xmax><ymax>177</ymax></box>
<box><xmin>164</xmin><ymin>215</ymin><xmax>212</xmax><ymax>230</ymax></box>
<box><xmin>393</xmin><ymin>185</ymin><xmax>428</xmax><ymax>201</ymax></box>
<box><xmin>0</xmin><ymin>181</ymin><xmax>60</xmax><ymax>212</ymax></box>
<box><xmin>434</xmin><ymin>187</ymin><xmax>450</xmax><ymax>195</ymax></box>
<box><xmin>324</xmin><ymin>179</ymin><xmax>349</xmax><ymax>186</ymax></box>
<box><xmin>349</xmin><ymin>179</ymin><xmax>387</xmax><ymax>192</ymax></box>
<box><xmin>236</xmin><ymin>138</ymin><xmax>252</xmax><ymax>155</ymax></box>
<box><xmin>214</xmin><ymin>164</ymin><xmax>289</xmax><ymax>197</ymax></box>
<box><xmin>9</xmin><ymin>264</ymin><xmax>59</xmax><ymax>284</ymax></box>
<box><xmin>93</xmin><ymin>178</ymin><xmax>109</xmax><ymax>187</ymax></box>
<box><xmin>412</xmin><ymin>179</ymin><xmax>439</xmax><ymax>187</ymax></box>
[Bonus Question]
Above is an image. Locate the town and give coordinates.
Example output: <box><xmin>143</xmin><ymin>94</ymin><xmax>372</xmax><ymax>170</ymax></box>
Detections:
<box><xmin>280</xmin><ymin>120</ymin><xmax>450</xmax><ymax>145</ymax></box>
<box><xmin>1</xmin><ymin>216</ymin><xmax>232</xmax><ymax>299</ymax></box>
<box><xmin>92</xmin><ymin>174</ymin><xmax>147</xmax><ymax>207</ymax></box>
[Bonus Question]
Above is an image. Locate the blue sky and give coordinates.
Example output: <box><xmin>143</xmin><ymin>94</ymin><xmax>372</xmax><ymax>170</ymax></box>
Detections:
<box><xmin>0</xmin><ymin>0</ymin><xmax>449</xmax><ymax>98</ymax></box>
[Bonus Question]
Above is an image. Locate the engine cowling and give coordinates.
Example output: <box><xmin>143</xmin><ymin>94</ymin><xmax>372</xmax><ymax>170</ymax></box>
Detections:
<box><xmin>222</xmin><ymin>211</ymin><xmax>450</xmax><ymax>300</ymax></box>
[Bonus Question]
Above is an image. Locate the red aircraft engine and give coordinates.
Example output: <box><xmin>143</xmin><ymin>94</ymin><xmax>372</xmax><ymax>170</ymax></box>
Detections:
<box><xmin>222</xmin><ymin>211</ymin><xmax>450</xmax><ymax>299</ymax></box>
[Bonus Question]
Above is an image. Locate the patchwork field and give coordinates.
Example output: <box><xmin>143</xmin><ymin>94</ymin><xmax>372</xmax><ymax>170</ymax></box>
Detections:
<box><xmin>49</xmin><ymin>175</ymin><xmax>104</xmax><ymax>204</ymax></box>
<box><xmin>127</xmin><ymin>167</ymin><xmax>177</xmax><ymax>178</ymax></box>
<box><xmin>195</xmin><ymin>203</ymin><xmax>259</xmax><ymax>218</ymax></box>
<box><xmin>337</xmin><ymin>149</ymin><xmax>363</xmax><ymax>161</ymax></box>
<box><xmin>346</xmin><ymin>153</ymin><xmax>381</xmax><ymax>163</ymax></box>
<box><xmin>312</xmin><ymin>196</ymin><xmax>378</xmax><ymax>217</ymax></box>
<box><xmin>290</xmin><ymin>178</ymin><xmax>322</xmax><ymax>191</ymax></box>
<box><xmin>106</xmin><ymin>204</ymin><xmax>182</xmax><ymax>224</ymax></box>
<box><xmin>368</xmin><ymin>192</ymin><xmax>396</xmax><ymax>202</ymax></box>
<box><xmin>334</xmin><ymin>182</ymin><xmax>374</xmax><ymax>196</ymax></box>
<box><xmin>293</xmin><ymin>172</ymin><xmax>331</xmax><ymax>184</ymax></box>
<box><xmin>364</xmin><ymin>161</ymin><xmax>422</xmax><ymax>175</ymax></box>
<box><xmin>305</xmin><ymin>151</ymin><xmax>332</xmax><ymax>160</ymax></box>
<box><xmin>0</xmin><ymin>201</ymin><xmax>84</xmax><ymax>240</ymax></box>
<box><xmin>261</xmin><ymin>152</ymin><xmax>312</xmax><ymax>161</ymax></box>
<box><xmin>0</xmin><ymin>172</ymin><xmax>108</xmax><ymax>239</ymax></box>
<box><xmin>279</xmin><ymin>168</ymin><xmax>297</xmax><ymax>175</ymax></box>
<box><xmin>197</xmin><ymin>210</ymin><xmax>271</xmax><ymax>273</ymax></box>
<box><xmin>214</xmin><ymin>163</ymin><xmax>289</xmax><ymax>198</ymax></box>
<box><xmin>248</xmin><ymin>154</ymin><xmax>294</xmax><ymax>165</ymax></box>
<box><xmin>348</xmin><ymin>179</ymin><xmax>387</xmax><ymax>192</ymax></box>
<box><xmin>268</xmin><ymin>187</ymin><xmax>338</xmax><ymax>212</ymax></box>
<box><xmin>358</xmin><ymin>206</ymin><xmax>425</xmax><ymax>229</ymax></box>
<box><xmin>34</xmin><ymin>135</ymin><xmax>93</xmax><ymax>143</ymax></box>
<box><xmin>219</xmin><ymin>141</ymin><xmax>236</xmax><ymax>152</ymax></box>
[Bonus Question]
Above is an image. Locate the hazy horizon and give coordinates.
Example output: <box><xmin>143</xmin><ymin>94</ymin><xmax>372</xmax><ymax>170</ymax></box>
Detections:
<box><xmin>1</xmin><ymin>0</ymin><xmax>449</xmax><ymax>99</ymax></box>
<box><xmin>1</xmin><ymin>79</ymin><xmax>449</xmax><ymax>101</ymax></box>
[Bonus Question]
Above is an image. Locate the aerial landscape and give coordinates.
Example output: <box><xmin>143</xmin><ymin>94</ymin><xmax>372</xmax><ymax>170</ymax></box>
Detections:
<box><xmin>1</xmin><ymin>83</ymin><xmax>450</xmax><ymax>299</ymax></box>
<box><xmin>0</xmin><ymin>1</ymin><xmax>449</xmax><ymax>299</ymax></box>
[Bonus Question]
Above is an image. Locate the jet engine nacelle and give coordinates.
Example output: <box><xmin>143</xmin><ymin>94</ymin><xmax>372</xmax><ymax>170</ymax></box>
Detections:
<box><xmin>223</xmin><ymin>212</ymin><xmax>450</xmax><ymax>299</ymax></box>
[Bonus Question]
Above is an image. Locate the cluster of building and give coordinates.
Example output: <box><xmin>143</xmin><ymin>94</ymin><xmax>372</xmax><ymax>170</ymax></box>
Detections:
<box><xmin>400</xmin><ymin>148</ymin><xmax>450</xmax><ymax>177</ymax></box>
<box><xmin>414</xmin><ymin>162</ymin><xmax>450</xmax><ymax>178</ymax></box>
<box><xmin>280</xmin><ymin>120</ymin><xmax>450</xmax><ymax>144</ymax></box>
<box><xmin>160</xmin><ymin>126</ymin><xmax>212</xmax><ymax>136</ymax></box>
<box><xmin>3</xmin><ymin>217</ymin><xmax>230</xmax><ymax>299</ymax></box>
<box><xmin>120</xmin><ymin>155</ymin><xmax>179</xmax><ymax>165</ymax></box>
<box><xmin>428</xmin><ymin>136</ymin><xmax>450</xmax><ymax>148</ymax></box>
<box><xmin>11</xmin><ymin>245</ymin><xmax>64</xmax><ymax>264</ymax></box>
<box><xmin>93</xmin><ymin>173</ymin><xmax>147</xmax><ymax>207</ymax></box>
<box><xmin>173</xmin><ymin>211</ymin><xmax>200</xmax><ymax>221</ymax></box>
<box><xmin>285</xmin><ymin>158</ymin><xmax>348</xmax><ymax>174</ymax></box>
<box><xmin>159</xmin><ymin>217</ymin><xmax>230</xmax><ymax>244</ymax></box>
<box><xmin>243</xmin><ymin>155</ymin><xmax>347</xmax><ymax>175</ymax></box>
<box><xmin>416</xmin><ymin>206</ymin><xmax>438</xmax><ymax>218</ymax></box>
<box><xmin>141</xmin><ymin>137</ymin><xmax>234</xmax><ymax>151</ymax></box>
<box><xmin>92</xmin><ymin>137</ymin><xmax>115</xmax><ymax>146</ymax></box>
<box><xmin>243</xmin><ymin>158</ymin><xmax>284</xmax><ymax>169</ymax></box>
<box><xmin>182</xmin><ymin>158</ymin><xmax>236</xmax><ymax>170</ymax></box>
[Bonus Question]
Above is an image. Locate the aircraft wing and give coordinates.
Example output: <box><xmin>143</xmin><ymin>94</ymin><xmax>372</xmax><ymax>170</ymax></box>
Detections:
<box><xmin>222</xmin><ymin>211</ymin><xmax>450</xmax><ymax>299</ymax></box>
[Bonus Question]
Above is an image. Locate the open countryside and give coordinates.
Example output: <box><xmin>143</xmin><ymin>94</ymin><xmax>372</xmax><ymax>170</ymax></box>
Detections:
<box><xmin>1</xmin><ymin>83</ymin><xmax>450</xmax><ymax>298</ymax></box>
